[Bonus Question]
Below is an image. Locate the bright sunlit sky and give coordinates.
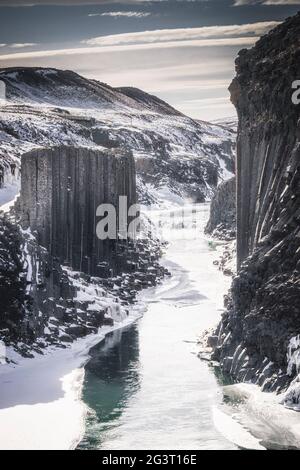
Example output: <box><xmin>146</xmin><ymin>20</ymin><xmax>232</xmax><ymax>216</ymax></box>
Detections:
<box><xmin>0</xmin><ymin>0</ymin><xmax>299</xmax><ymax>121</ymax></box>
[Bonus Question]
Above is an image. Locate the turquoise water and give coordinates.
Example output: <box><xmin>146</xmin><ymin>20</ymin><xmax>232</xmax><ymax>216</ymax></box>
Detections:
<box><xmin>78</xmin><ymin>204</ymin><xmax>237</xmax><ymax>450</ymax></box>
<box><xmin>77</xmin><ymin>205</ymin><xmax>300</xmax><ymax>451</ymax></box>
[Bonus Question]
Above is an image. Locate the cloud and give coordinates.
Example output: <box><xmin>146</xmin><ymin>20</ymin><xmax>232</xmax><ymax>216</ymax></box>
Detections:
<box><xmin>182</xmin><ymin>96</ymin><xmax>231</xmax><ymax>110</ymax></box>
<box><xmin>233</xmin><ymin>0</ymin><xmax>300</xmax><ymax>5</ymax></box>
<box><xmin>0</xmin><ymin>43</ymin><xmax>37</xmax><ymax>49</ymax></box>
<box><xmin>82</xmin><ymin>22</ymin><xmax>279</xmax><ymax>47</ymax></box>
<box><xmin>3</xmin><ymin>0</ymin><xmax>297</xmax><ymax>4</ymax></box>
<box><xmin>9</xmin><ymin>43</ymin><xmax>37</xmax><ymax>48</ymax></box>
<box><xmin>0</xmin><ymin>37</ymin><xmax>261</xmax><ymax>61</ymax></box>
<box><xmin>0</xmin><ymin>0</ymin><xmax>171</xmax><ymax>5</ymax></box>
<box><xmin>0</xmin><ymin>18</ymin><xmax>277</xmax><ymax>122</ymax></box>
<box><xmin>88</xmin><ymin>11</ymin><xmax>151</xmax><ymax>18</ymax></box>
<box><xmin>0</xmin><ymin>21</ymin><xmax>280</xmax><ymax>61</ymax></box>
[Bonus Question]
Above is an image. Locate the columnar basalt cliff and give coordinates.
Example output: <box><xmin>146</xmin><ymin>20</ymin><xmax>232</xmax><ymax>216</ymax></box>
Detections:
<box><xmin>210</xmin><ymin>13</ymin><xmax>300</xmax><ymax>400</ymax></box>
<box><xmin>205</xmin><ymin>176</ymin><xmax>236</xmax><ymax>240</ymax></box>
<box><xmin>0</xmin><ymin>216</ymin><xmax>26</xmax><ymax>340</ymax></box>
<box><xmin>0</xmin><ymin>144</ymin><xmax>167</xmax><ymax>356</ymax></box>
<box><xmin>20</xmin><ymin>146</ymin><xmax>136</xmax><ymax>276</ymax></box>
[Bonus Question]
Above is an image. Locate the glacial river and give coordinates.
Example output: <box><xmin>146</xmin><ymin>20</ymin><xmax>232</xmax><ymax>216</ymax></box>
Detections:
<box><xmin>78</xmin><ymin>203</ymin><xmax>239</xmax><ymax>450</ymax></box>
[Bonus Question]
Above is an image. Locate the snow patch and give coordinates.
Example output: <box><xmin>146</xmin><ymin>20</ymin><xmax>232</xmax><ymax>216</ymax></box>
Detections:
<box><xmin>0</xmin><ymin>301</ymin><xmax>143</xmax><ymax>450</ymax></box>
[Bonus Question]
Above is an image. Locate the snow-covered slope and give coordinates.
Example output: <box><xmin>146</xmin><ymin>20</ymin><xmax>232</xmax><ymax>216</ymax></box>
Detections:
<box><xmin>211</xmin><ymin>116</ymin><xmax>238</xmax><ymax>133</ymax></box>
<box><xmin>0</xmin><ymin>67</ymin><xmax>235</xmax><ymax>206</ymax></box>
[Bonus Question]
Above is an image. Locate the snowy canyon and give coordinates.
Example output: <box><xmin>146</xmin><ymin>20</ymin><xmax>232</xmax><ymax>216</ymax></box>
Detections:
<box><xmin>0</xmin><ymin>12</ymin><xmax>300</xmax><ymax>449</ymax></box>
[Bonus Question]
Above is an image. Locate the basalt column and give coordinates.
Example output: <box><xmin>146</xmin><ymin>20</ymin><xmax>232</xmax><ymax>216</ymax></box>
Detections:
<box><xmin>211</xmin><ymin>13</ymin><xmax>300</xmax><ymax>392</ymax></box>
<box><xmin>229</xmin><ymin>15</ymin><xmax>300</xmax><ymax>269</ymax></box>
<box><xmin>20</xmin><ymin>146</ymin><xmax>137</xmax><ymax>276</ymax></box>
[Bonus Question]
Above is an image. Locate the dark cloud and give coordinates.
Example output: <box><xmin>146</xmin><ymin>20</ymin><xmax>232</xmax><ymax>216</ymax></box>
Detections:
<box><xmin>0</xmin><ymin>1</ymin><xmax>162</xmax><ymax>5</ymax></box>
<box><xmin>0</xmin><ymin>0</ymin><xmax>299</xmax><ymax>120</ymax></box>
<box><xmin>234</xmin><ymin>0</ymin><xmax>300</xmax><ymax>4</ymax></box>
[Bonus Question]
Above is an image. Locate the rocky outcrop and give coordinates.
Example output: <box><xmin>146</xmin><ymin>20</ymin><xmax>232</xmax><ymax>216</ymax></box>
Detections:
<box><xmin>205</xmin><ymin>177</ymin><xmax>236</xmax><ymax>240</ymax></box>
<box><xmin>20</xmin><ymin>146</ymin><xmax>136</xmax><ymax>276</ymax></box>
<box><xmin>0</xmin><ymin>146</ymin><xmax>169</xmax><ymax>358</ymax></box>
<box><xmin>3</xmin><ymin>225</ymin><xmax>166</xmax><ymax>357</ymax></box>
<box><xmin>0</xmin><ymin>215</ymin><xmax>26</xmax><ymax>341</ymax></box>
<box><xmin>210</xmin><ymin>13</ymin><xmax>300</xmax><ymax>398</ymax></box>
<box><xmin>0</xmin><ymin>218</ymin><xmax>167</xmax><ymax>358</ymax></box>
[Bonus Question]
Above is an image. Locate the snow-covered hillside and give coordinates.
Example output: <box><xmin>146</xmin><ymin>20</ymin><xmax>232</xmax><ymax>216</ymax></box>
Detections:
<box><xmin>212</xmin><ymin>117</ymin><xmax>238</xmax><ymax>133</ymax></box>
<box><xmin>0</xmin><ymin>67</ymin><xmax>235</xmax><ymax>206</ymax></box>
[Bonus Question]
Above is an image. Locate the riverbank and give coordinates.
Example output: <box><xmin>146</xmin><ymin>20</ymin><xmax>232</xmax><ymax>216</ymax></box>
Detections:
<box><xmin>217</xmin><ymin>383</ymin><xmax>300</xmax><ymax>450</ymax></box>
<box><xmin>78</xmin><ymin>202</ymin><xmax>300</xmax><ymax>451</ymax></box>
<box><xmin>2</xmin><ymin>201</ymin><xmax>299</xmax><ymax>450</ymax></box>
<box><xmin>0</xmin><ymin>202</ymin><xmax>232</xmax><ymax>450</ymax></box>
<box><xmin>78</xmin><ymin>203</ymin><xmax>237</xmax><ymax>450</ymax></box>
<box><xmin>0</xmin><ymin>308</ymin><xmax>144</xmax><ymax>450</ymax></box>
<box><xmin>0</xmin><ymin>189</ymin><xmax>163</xmax><ymax>449</ymax></box>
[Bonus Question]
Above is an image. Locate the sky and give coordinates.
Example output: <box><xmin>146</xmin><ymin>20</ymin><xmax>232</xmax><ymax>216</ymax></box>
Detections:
<box><xmin>0</xmin><ymin>1</ymin><xmax>299</xmax><ymax>121</ymax></box>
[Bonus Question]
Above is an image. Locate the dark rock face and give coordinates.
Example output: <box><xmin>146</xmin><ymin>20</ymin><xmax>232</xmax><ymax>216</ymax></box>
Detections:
<box><xmin>205</xmin><ymin>177</ymin><xmax>236</xmax><ymax>240</ymax></box>
<box><xmin>0</xmin><ymin>222</ymin><xmax>168</xmax><ymax>356</ymax></box>
<box><xmin>212</xmin><ymin>14</ymin><xmax>300</xmax><ymax>394</ymax></box>
<box><xmin>230</xmin><ymin>14</ymin><xmax>300</xmax><ymax>268</ymax></box>
<box><xmin>20</xmin><ymin>146</ymin><xmax>137</xmax><ymax>276</ymax></box>
<box><xmin>0</xmin><ymin>215</ymin><xmax>26</xmax><ymax>340</ymax></box>
<box><xmin>0</xmin><ymin>143</ymin><xmax>167</xmax><ymax>354</ymax></box>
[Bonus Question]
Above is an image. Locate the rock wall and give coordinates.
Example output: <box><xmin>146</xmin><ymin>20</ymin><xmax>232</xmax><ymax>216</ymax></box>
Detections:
<box><xmin>20</xmin><ymin>146</ymin><xmax>137</xmax><ymax>276</ymax></box>
<box><xmin>211</xmin><ymin>13</ymin><xmax>300</xmax><ymax>396</ymax></box>
<box><xmin>0</xmin><ymin>215</ymin><xmax>26</xmax><ymax>341</ymax></box>
<box><xmin>205</xmin><ymin>177</ymin><xmax>236</xmax><ymax>240</ymax></box>
<box><xmin>1</xmin><ymin>145</ymin><xmax>167</xmax><ymax>356</ymax></box>
<box><xmin>0</xmin><ymin>219</ymin><xmax>167</xmax><ymax>357</ymax></box>
<box><xmin>230</xmin><ymin>14</ymin><xmax>300</xmax><ymax>269</ymax></box>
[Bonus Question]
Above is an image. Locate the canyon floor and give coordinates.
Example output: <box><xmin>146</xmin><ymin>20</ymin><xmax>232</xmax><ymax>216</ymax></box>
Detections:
<box><xmin>0</xmin><ymin>201</ymin><xmax>299</xmax><ymax>450</ymax></box>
